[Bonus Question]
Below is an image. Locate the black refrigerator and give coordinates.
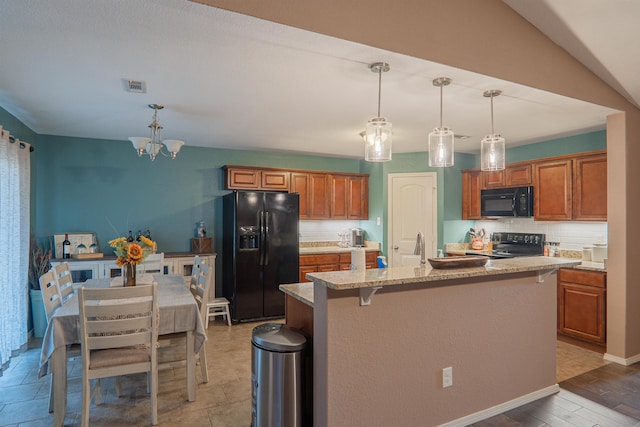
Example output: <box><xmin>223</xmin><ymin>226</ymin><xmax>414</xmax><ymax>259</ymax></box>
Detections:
<box><xmin>223</xmin><ymin>191</ymin><xmax>299</xmax><ymax>322</ymax></box>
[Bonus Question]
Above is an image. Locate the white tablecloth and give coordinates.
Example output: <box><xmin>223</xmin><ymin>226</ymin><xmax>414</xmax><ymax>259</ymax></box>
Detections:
<box><xmin>39</xmin><ymin>274</ymin><xmax>206</xmax><ymax>376</ymax></box>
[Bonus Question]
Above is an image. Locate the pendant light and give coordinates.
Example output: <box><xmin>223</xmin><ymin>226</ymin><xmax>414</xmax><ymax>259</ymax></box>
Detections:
<box><xmin>428</xmin><ymin>77</ymin><xmax>454</xmax><ymax>167</ymax></box>
<box><xmin>481</xmin><ymin>90</ymin><xmax>505</xmax><ymax>171</ymax></box>
<box><xmin>129</xmin><ymin>104</ymin><xmax>184</xmax><ymax>161</ymax></box>
<box><xmin>364</xmin><ymin>62</ymin><xmax>392</xmax><ymax>162</ymax></box>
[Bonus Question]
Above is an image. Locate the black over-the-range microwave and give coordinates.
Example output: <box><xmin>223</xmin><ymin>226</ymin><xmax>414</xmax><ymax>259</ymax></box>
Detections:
<box><xmin>480</xmin><ymin>186</ymin><xmax>534</xmax><ymax>217</ymax></box>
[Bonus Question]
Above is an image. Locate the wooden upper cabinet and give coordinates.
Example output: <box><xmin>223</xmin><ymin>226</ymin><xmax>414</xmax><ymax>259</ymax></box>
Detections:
<box><xmin>330</xmin><ymin>175</ymin><xmax>348</xmax><ymax>219</ymax></box>
<box><xmin>261</xmin><ymin>170</ymin><xmax>290</xmax><ymax>191</ymax></box>
<box><xmin>309</xmin><ymin>173</ymin><xmax>331</xmax><ymax>219</ymax></box>
<box><xmin>291</xmin><ymin>173</ymin><xmax>310</xmax><ymax>220</ymax></box>
<box><xmin>462</xmin><ymin>170</ymin><xmax>482</xmax><ymax>220</ymax></box>
<box><xmin>224</xmin><ymin>165</ymin><xmax>369</xmax><ymax>220</ymax></box>
<box><xmin>348</xmin><ymin>175</ymin><xmax>368</xmax><ymax>219</ymax></box>
<box><xmin>482</xmin><ymin>170</ymin><xmax>505</xmax><ymax>188</ymax></box>
<box><xmin>225</xmin><ymin>166</ymin><xmax>289</xmax><ymax>191</ymax></box>
<box><xmin>573</xmin><ymin>153</ymin><xmax>607</xmax><ymax>221</ymax></box>
<box><xmin>533</xmin><ymin>159</ymin><xmax>572</xmax><ymax>220</ymax></box>
<box><xmin>226</xmin><ymin>167</ymin><xmax>260</xmax><ymax>189</ymax></box>
<box><xmin>506</xmin><ymin>164</ymin><xmax>532</xmax><ymax>186</ymax></box>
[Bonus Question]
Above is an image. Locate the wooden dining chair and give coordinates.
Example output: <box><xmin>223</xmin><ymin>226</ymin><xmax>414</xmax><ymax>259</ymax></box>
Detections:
<box><xmin>158</xmin><ymin>259</ymin><xmax>211</xmax><ymax>383</ymax></box>
<box><xmin>39</xmin><ymin>269</ymin><xmax>83</xmax><ymax>413</ymax></box>
<box><xmin>53</xmin><ymin>262</ymin><xmax>74</xmax><ymax>302</ymax></box>
<box><xmin>78</xmin><ymin>283</ymin><xmax>159</xmax><ymax>427</ymax></box>
<box><xmin>136</xmin><ymin>252</ymin><xmax>164</xmax><ymax>275</ymax></box>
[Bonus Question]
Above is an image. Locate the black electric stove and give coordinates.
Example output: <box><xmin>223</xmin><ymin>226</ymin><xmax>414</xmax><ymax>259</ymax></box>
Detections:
<box><xmin>466</xmin><ymin>232</ymin><xmax>545</xmax><ymax>259</ymax></box>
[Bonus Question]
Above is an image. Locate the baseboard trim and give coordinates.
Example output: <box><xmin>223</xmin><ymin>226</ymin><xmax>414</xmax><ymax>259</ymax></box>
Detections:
<box><xmin>438</xmin><ymin>384</ymin><xmax>560</xmax><ymax>427</ymax></box>
<box><xmin>604</xmin><ymin>352</ymin><xmax>640</xmax><ymax>366</ymax></box>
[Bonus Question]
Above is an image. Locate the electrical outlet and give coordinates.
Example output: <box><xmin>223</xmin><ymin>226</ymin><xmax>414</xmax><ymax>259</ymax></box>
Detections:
<box><xmin>442</xmin><ymin>367</ymin><xmax>453</xmax><ymax>388</ymax></box>
<box><xmin>376</xmin><ymin>216</ymin><xmax>381</xmax><ymax>226</ymax></box>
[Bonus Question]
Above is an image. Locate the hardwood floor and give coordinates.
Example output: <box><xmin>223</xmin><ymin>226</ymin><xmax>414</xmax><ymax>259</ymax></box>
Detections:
<box><xmin>560</xmin><ymin>362</ymin><xmax>640</xmax><ymax>420</ymax></box>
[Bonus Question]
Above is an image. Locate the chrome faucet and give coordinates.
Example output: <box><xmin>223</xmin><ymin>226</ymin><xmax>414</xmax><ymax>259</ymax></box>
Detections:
<box><xmin>414</xmin><ymin>231</ymin><xmax>426</xmax><ymax>265</ymax></box>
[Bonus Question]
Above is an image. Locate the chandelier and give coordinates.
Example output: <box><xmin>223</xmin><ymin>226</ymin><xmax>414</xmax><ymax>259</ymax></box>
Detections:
<box><xmin>480</xmin><ymin>90</ymin><xmax>505</xmax><ymax>171</ymax></box>
<box><xmin>428</xmin><ymin>77</ymin><xmax>454</xmax><ymax>167</ymax></box>
<box><xmin>364</xmin><ymin>62</ymin><xmax>392</xmax><ymax>162</ymax></box>
<box><xmin>129</xmin><ymin>104</ymin><xmax>184</xmax><ymax>161</ymax></box>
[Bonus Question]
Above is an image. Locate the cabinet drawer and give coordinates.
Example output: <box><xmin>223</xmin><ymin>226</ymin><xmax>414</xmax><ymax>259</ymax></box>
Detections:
<box><xmin>558</xmin><ymin>268</ymin><xmax>606</xmax><ymax>288</ymax></box>
<box><xmin>299</xmin><ymin>254</ymin><xmax>340</xmax><ymax>266</ymax></box>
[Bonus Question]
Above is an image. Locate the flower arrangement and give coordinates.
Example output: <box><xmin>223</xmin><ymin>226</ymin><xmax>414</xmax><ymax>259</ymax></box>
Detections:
<box><xmin>29</xmin><ymin>237</ymin><xmax>52</xmax><ymax>290</ymax></box>
<box><xmin>108</xmin><ymin>236</ymin><xmax>156</xmax><ymax>267</ymax></box>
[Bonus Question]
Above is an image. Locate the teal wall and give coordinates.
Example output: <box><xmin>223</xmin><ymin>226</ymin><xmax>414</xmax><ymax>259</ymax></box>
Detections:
<box><xmin>506</xmin><ymin>131</ymin><xmax>606</xmax><ymax>163</ymax></box>
<box><xmin>34</xmin><ymin>135</ymin><xmax>360</xmax><ymax>256</ymax></box>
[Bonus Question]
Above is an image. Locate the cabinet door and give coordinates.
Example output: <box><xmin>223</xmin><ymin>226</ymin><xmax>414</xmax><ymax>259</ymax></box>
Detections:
<box><xmin>102</xmin><ymin>261</ymin><xmax>123</xmax><ymax>278</ymax></box>
<box><xmin>299</xmin><ymin>265</ymin><xmax>317</xmax><ymax>283</ymax></box>
<box><xmin>533</xmin><ymin>159</ymin><xmax>572</xmax><ymax>220</ymax></box>
<box><xmin>506</xmin><ymin>164</ymin><xmax>532</xmax><ymax>186</ymax></box>
<box><xmin>558</xmin><ymin>282</ymin><xmax>606</xmax><ymax>344</ymax></box>
<box><xmin>309</xmin><ymin>173</ymin><xmax>331</xmax><ymax>219</ymax></box>
<box><xmin>462</xmin><ymin>171</ymin><xmax>482</xmax><ymax>219</ymax></box>
<box><xmin>261</xmin><ymin>171</ymin><xmax>290</xmax><ymax>191</ymax></box>
<box><xmin>348</xmin><ymin>176</ymin><xmax>368</xmax><ymax>219</ymax></box>
<box><xmin>482</xmin><ymin>170</ymin><xmax>505</xmax><ymax>188</ymax></box>
<box><xmin>291</xmin><ymin>173</ymin><xmax>310</xmax><ymax>220</ymax></box>
<box><xmin>573</xmin><ymin>154</ymin><xmax>607</xmax><ymax>221</ymax></box>
<box><xmin>226</xmin><ymin>168</ymin><xmax>260</xmax><ymax>189</ymax></box>
<box><xmin>330</xmin><ymin>175</ymin><xmax>348</xmax><ymax>219</ymax></box>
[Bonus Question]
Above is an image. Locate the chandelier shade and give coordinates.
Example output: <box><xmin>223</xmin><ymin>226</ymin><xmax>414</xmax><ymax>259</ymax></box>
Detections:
<box><xmin>428</xmin><ymin>77</ymin><xmax>454</xmax><ymax>167</ymax></box>
<box><xmin>480</xmin><ymin>90</ymin><xmax>505</xmax><ymax>171</ymax></box>
<box><xmin>364</xmin><ymin>62</ymin><xmax>392</xmax><ymax>162</ymax></box>
<box><xmin>129</xmin><ymin>104</ymin><xmax>184</xmax><ymax>161</ymax></box>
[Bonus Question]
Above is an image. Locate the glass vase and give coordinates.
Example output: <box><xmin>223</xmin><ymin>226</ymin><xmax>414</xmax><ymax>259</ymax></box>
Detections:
<box><xmin>123</xmin><ymin>263</ymin><xmax>136</xmax><ymax>287</ymax></box>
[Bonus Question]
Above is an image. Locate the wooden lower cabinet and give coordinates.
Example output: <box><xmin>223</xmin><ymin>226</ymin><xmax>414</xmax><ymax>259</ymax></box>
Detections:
<box><xmin>299</xmin><ymin>251</ymin><xmax>380</xmax><ymax>282</ymax></box>
<box><xmin>557</xmin><ymin>268</ymin><xmax>606</xmax><ymax>346</ymax></box>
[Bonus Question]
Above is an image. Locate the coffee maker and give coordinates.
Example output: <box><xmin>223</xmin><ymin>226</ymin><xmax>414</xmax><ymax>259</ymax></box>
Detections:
<box><xmin>350</xmin><ymin>228</ymin><xmax>365</xmax><ymax>247</ymax></box>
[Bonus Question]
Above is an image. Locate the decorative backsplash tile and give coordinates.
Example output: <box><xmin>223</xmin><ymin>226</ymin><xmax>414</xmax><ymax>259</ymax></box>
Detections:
<box><xmin>299</xmin><ymin>220</ymin><xmax>360</xmax><ymax>242</ymax></box>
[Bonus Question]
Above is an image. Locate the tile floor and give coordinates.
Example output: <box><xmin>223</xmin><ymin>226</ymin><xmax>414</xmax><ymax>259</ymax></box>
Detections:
<box><xmin>0</xmin><ymin>321</ymin><xmax>610</xmax><ymax>427</ymax></box>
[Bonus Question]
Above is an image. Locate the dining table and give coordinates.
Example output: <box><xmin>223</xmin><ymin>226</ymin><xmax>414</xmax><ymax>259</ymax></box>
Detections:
<box><xmin>39</xmin><ymin>274</ymin><xmax>207</xmax><ymax>427</ymax></box>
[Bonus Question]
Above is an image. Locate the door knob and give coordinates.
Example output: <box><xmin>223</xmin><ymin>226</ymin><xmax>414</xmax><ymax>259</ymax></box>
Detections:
<box><xmin>393</xmin><ymin>245</ymin><xmax>399</xmax><ymax>250</ymax></box>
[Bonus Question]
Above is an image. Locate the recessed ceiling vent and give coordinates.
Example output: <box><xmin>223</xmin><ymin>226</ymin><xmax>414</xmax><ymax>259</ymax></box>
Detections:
<box><xmin>125</xmin><ymin>79</ymin><xmax>146</xmax><ymax>93</ymax></box>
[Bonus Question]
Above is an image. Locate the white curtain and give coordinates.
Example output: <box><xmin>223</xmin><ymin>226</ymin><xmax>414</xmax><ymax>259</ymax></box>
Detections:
<box><xmin>0</xmin><ymin>126</ymin><xmax>30</xmax><ymax>374</ymax></box>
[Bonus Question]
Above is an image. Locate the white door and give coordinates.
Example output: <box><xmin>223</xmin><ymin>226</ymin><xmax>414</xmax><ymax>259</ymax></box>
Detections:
<box><xmin>388</xmin><ymin>172</ymin><xmax>437</xmax><ymax>268</ymax></box>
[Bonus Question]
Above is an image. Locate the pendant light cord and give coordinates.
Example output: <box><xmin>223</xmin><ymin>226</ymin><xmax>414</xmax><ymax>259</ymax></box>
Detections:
<box><xmin>490</xmin><ymin>94</ymin><xmax>495</xmax><ymax>135</ymax></box>
<box><xmin>439</xmin><ymin>84</ymin><xmax>444</xmax><ymax>128</ymax></box>
<box><xmin>377</xmin><ymin>67</ymin><xmax>382</xmax><ymax>118</ymax></box>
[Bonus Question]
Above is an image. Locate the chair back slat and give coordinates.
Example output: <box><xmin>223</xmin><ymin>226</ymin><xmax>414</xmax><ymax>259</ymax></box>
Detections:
<box><xmin>86</xmin><ymin>317</ymin><xmax>152</xmax><ymax>335</ymax></box>
<box><xmin>54</xmin><ymin>263</ymin><xmax>74</xmax><ymax>300</ymax></box>
<box><xmin>39</xmin><ymin>269</ymin><xmax>62</xmax><ymax>320</ymax></box>
<box><xmin>87</xmin><ymin>332</ymin><xmax>152</xmax><ymax>350</ymax></box>
<box><xmin>85</xmin><ymin>300</ymin><xmax>154</xmax><ymax>318</ymax></box>
<box><xmin>190</xmin><ymin>260</ymin><xmax>211</xmax><ymax>321</ymax></box>
<box><xmin>136</xmin><ymin>252</ymin><xmax>164</xmax><ymax>274</ymax></box>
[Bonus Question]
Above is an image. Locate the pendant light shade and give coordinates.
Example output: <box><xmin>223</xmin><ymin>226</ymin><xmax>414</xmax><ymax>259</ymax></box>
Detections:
<box><xmin>428</xmin><ymin>77</ymin><xmax>454</xmax><ymax>167</ymax></box>
<box><xmin>481</xmin><ymin>90</ymin><xmax>506</xmax><ymax>171</ymax></box>
<box><xmin>364</xmin><ymin>62</ymin><xmax>392</xmax><ymax>162</ymax></box>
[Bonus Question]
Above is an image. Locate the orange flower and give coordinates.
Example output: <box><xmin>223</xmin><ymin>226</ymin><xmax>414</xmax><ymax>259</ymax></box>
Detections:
<box><xmin>127</xmin><ymin>243</ymin><xmax>143</xmax><ymax>262</ymax></box>
<box><xmin>115</xmin><ymin>256</ymin><xmax>125</xmax><ymax>267</ymax></box>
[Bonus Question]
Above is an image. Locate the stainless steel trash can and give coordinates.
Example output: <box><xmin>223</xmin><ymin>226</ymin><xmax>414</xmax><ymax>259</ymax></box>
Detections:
<box><xmin>252</xmin><ymin>323</ymin><xmax>307</xmax><ymax>427</ymax></box>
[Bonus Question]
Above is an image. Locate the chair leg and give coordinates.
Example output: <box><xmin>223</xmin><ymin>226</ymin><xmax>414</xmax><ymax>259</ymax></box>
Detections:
<box><xmin>115</xmin><ymin>376</ymin><xmax>122</xmax><ymax>397</ymax></box>
<box><xmin>150</xmin><ymin>368</ymin><xmax>158</xmax><ymax>426</ymax></box>
<box><xmin>199</xmin><ymin>347</ymin><xmax>209</xmax><ymax>383</ymax></box>
<box><xmin>81</xmin><ymin>376</ymin><xmax>91</xmax><ymax>427</ymax></box>
<box><xmin>48</xmin><ymin>375</ymin><xmax>54</xmax><ymax>413</ymax></box>
<box><xmin>225</xmin><ymin>307</ymin><xmax>231</xmax><ymax>326</ymax></box>
<box><xmin>205</xmin><ymin>310</ymin><xmax>210</xmax><ymax>330</ymax></box>
<box><xmin>94</xmin><ymin>378</ymin><xmax>102</xmax><ymax>405</ymax></box>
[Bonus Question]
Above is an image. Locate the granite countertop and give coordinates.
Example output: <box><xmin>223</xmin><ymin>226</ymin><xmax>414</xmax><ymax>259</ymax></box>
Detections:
<box><xmin>299</xmin><ymin>241</ymin><xmax>380</xmax><ymax>255</ymax></box>
<box><xmin>306</xmin><ymin>257</ymin><xmax>581</xmax><ymax>290</ymax></box>
<box><xmin>279</xmin><ymin>282</ymin><xmax>314</xmax><ymax>307</ymax></box>
<box><xmin>572</xmin><ymin>260</ymin><xmax>607</xmax><ymax>272</ymax></box>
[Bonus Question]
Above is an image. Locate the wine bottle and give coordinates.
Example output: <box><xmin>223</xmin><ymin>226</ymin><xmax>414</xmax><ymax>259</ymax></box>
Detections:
<box><xmin>144</xmin><ymin>229</ymin><xmax>151</xmax><ymax>239</ymax></box>
<box><xmin>136</xmin><ymin>230</ymin><xmax>142</xmax><ymax>242</ymax></box>
<box><xmin>127</xmin><ymin>230</ymin><xmax>134</xmax><ymax>242</ymax></box>
<box><xmin>62</xmin><ymin>233</ymin><xmax>71</xmax><ymax>259</ymax></box>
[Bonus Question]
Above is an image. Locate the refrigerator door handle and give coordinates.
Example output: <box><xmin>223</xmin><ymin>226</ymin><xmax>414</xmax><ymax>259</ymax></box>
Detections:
<box><xmin>259</xmin><ymin>210</ymin><xmax>265</xmax><ymax>266</ymax></box>
<box><xmin>263</xmin><ymin>211</ymin><xmax>269</xmax><ymax>265</ymax></box>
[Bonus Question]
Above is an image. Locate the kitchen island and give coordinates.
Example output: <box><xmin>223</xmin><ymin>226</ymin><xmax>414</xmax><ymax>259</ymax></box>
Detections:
<box><xmin>281</xmin><ymin>256</ymin><xmax>580</xmax><ymax>427</ymax></box>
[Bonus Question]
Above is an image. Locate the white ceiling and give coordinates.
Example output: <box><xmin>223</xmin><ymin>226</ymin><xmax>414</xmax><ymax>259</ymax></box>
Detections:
<box><xmin>0</xmin><ymin>0</ymin><xmax>629</xmax><ymax>159</ymax></box>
